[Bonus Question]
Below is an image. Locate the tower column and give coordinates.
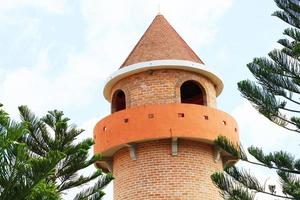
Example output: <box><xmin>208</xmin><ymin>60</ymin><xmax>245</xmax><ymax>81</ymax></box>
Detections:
<box><xmin>113</xmin><ymin>140</ymin><xmax>223</xmax><ymax>200</ymax></box>
<box><xmin>94</xmin><ymin>13</ymin><xmax>239</xmax><ymax>200</ymax></box>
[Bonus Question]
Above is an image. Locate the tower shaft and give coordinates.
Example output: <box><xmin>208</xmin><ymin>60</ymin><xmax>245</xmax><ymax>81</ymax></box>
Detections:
<box><xmin>113</xmin><ymin>140</ymin><xmax>222</xmax><ymax>200</ymax></box>
<box><xmin>94</xmin><ymin>14</ymin><xmax>239</xmax><ymax>200</ymax></box>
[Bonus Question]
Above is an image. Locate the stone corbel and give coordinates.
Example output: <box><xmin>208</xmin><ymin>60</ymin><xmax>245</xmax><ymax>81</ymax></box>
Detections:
<box><xmin>214</xmin><ymin>146</ymin><xmax>221</xmax><ymax>163</ymax></box>
<box><xmin>172</xmin><ymin>137</ymin><xmax>178</xmax><ymax>156</ymax></box>
<box><xmin>126</xmin><ymin>143</ymin><xmax>137</xmax><ymax>160</ymax></box>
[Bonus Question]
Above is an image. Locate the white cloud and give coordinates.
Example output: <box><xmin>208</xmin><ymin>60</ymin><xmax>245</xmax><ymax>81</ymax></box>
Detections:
<box><xmin>159</xmin><ymin>0</ymin><xmax>232</xmax><ymax>45</ymax></box>
<box><xmin>0</xmin><ymin>52</ymin><xmax>106</xmax><ymax>118</ymax></box>
<box><xmin>232</xmin><ymin>100</ymin><xmax>299</xmax><ymax>152</ymax></box>
<box><xmin>0</xmin><ymin>0</ymin><xmax>68</xmax><ymax>14</ymax></box>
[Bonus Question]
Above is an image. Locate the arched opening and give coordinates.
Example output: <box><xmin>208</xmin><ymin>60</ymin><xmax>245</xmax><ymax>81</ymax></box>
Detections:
<box><xmin>111</xmin><ymin>90</ymin><xmax>126</xmax><ymax>113</ymax></box>
<box><xmin>180</xmin><ymin>80</ymin><xmax>206</xmax><ymax>105</ymax></box>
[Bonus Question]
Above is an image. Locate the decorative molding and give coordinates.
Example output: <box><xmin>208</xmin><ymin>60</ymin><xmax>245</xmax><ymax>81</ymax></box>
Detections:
<box><xmin>103</xmin><ymin>59</ymin><xmax>223</xmax><ymax>101</ymax></box>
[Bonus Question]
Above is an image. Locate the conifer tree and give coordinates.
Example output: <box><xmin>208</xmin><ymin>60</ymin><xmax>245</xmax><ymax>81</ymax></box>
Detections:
<box><xmin>211</xmin><ymin>0</ymin><xmax>300</xmax><ymax>199</ymax></box>
<box><xmin>0</xmin><ymin>104</ymin><xmax>113</xmax><ymax>200</ymax></box>
<box><xmin>0</xmin><ymin>103</ymin><xmax>64</xmax><ymax>200</ymax></box>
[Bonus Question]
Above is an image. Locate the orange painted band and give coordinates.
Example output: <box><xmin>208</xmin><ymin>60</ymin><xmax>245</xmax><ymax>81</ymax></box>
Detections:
<box><xmin>94</xmin><ymin>103</ymin><xmax>239</xmax><ymax>157</ymax></box>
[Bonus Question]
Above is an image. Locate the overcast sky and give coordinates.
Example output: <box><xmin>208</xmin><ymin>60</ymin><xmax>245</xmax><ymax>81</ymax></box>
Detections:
<box><xmin>0</xmin><ymin>0</ymin><xmax>299</xmax><ymax>199</ymax></box>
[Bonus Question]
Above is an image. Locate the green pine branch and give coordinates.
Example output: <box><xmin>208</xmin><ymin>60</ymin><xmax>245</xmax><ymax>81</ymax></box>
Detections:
<box><xmin>0</xmin><ymin>104</ymin><xmax>112</xmax><ymax>199</ymax></box>
<box><xmin>212</xmin><ymin>136</ymin><xmax>299</xmax><ymax>199</ymax></box>
<box><xmin>73</xmin><ymin>173</ymin><xmax>113</xmax><ymax>200</ymax></box>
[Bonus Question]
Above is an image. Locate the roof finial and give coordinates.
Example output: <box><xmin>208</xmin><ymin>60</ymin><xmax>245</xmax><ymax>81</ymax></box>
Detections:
<box><xmin>158</xmin><ymin>3</ymin><xmax>162</xmax><ymax>15</ymax></box>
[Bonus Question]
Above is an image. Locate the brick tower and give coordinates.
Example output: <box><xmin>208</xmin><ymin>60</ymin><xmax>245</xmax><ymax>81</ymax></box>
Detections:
<box><xmin>94</xmin><ymin>14</ymin><xmax>239</xmax><ymax>200</ymax></box>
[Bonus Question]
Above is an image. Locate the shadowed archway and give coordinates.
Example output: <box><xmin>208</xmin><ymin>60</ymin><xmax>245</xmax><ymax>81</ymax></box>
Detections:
<box><xmin>111</xmin><ymin>90</ymin><xmax>126</xmax><ymax>113</ymax></box>
<box><xmin>180</xmin><ymin>80</ymin><xmax>206</xmax><ymax>105</ymax></box>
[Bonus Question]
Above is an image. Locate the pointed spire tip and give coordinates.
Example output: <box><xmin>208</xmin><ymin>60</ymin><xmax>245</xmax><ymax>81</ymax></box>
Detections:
<box><xmin>157</xmin><ymin>3</ymin><xmax>163</xmax><ymax>16</ymax></box>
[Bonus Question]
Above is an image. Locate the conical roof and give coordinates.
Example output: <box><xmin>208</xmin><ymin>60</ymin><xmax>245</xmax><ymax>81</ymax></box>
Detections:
<box><xmin>120</xmin><ymin>14</ymin><xmax>204</xmax><ymax>68</ymax></box>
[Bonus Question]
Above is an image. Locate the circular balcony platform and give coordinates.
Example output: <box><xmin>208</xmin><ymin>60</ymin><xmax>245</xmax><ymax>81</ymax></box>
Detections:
<box><xmin>94</xmin><ymin>103</ymin><xmax>239</xmax><ymax>158</ymax></box>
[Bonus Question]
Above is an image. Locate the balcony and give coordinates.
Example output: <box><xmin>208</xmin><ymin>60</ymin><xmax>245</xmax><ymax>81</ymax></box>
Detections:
<box><xmin>94</xmin><ymin>103</ymin><xmax>239</xmax><ymax>158</ymax></box>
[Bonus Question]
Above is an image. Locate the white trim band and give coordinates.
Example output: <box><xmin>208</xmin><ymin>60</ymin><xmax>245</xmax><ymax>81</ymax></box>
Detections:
<box><xmin>103</xmin><ymin>59</ymin><xmax>223</xmax><ymax>101</ymax></box>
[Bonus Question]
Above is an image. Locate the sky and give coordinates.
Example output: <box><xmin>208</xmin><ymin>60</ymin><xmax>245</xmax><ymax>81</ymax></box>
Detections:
<box><xmin>0</xmin><ymin>0</ymin><xmax>299</xmax><ymax>199</ymax></box>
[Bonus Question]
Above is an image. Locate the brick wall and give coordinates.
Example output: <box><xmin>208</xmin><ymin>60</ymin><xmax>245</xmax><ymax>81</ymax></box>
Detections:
<box><xmin>110</xmin><ymin>69</ymin><xmax>217</xmax><ymax>109</ymax></box>
<box><xmin>113</xmin><ymin>139</ymin><xmax>223</xmax><ymax>200</ymax></box>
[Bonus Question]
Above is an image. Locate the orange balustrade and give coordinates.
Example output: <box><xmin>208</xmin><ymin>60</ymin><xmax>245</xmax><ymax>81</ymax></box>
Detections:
<box><xmin>94</xmin><ymin>103</ymin><xmax>239</xmax><ymax>157</ymax></box>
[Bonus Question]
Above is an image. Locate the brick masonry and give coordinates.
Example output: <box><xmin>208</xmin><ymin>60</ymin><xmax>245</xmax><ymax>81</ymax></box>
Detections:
<box><xmin>110</xmin><ymin>69</ymin><xmax>217</xmax><ymax>110</ymax></box>
<box><xmin>113</xmin><ymin>139</ymin><xmax>223</xmax><ymax>200</ymax></box>
<box><xmin>105</xmin><ymin>69</ymin><xmax>228</xmax><ymax>199</ymax></box>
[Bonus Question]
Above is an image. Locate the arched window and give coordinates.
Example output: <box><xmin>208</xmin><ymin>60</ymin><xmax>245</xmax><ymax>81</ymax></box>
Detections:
<box><xmin>180</xmin><ymin>80</ymin><xmax>206</xmax><ymax>105</ymax></box>
<box><xmin>111</xmin><ymin>90</ymin><xmax>126</xmax><ymax>113</ymax></box>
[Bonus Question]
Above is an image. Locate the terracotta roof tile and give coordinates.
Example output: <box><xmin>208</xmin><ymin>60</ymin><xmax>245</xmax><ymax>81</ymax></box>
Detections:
<box><xmin>120</xmin><ymin>14</ymin><xmax>204</xmax><ymax>68</ymax></box>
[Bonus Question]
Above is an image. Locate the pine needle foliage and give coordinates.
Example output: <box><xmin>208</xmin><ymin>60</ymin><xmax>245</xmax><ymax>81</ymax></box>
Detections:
<box><xmin>0</xmin><ymin>104</ymin><xmax>63</xmax><ymax>200</ymax></box>
<box><xmin>212</xmin><ymin>136</ymin><xmax>300</xmax><ymax>199</ymax></box>
<box><xmin>0</xmin><ymin>104</ymin><xmax>113</xmax><ymax>200</ymax></box>
<box><xmin>211</xmin><ymin>0</ymin><xmax>300</xmax><ymax>199</ymax></box>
